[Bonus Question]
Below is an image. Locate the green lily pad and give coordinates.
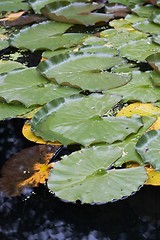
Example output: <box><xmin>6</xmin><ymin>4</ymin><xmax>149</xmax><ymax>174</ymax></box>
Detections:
<box><xmin>10</xmin><ymin>21</ymin><xmax>74</xmax><ymax>52</ymax></box>
<box><xmin>41</xmin><ymin>1</ymin><xmax>113</xmax><ymax>26</ymax></box>
<box><xmin>133</xmin><ymin>20</ymin><xmax>160</xmax><ymax>34</ymax></box>
<box><xmin>0</xmin><ymin>39</ymin><xmax>8</xmax><ymax>50</ymax></box>
<box><xmin>136</xmin><ymin>130</ymin><xmax>160</xmax><ymax>170</ymax></box>
<box><xmin>0</xmin><ymin>60</ymin><xmax>26</xmax><ymax>74</ymax></box>
<box><xmin>0</xmin><ymin>67</ymin><xmax>79</xmax><ymax>107</ymax></box>
<box><xmin>119</xmin><ymin>38</ymin><xmax>160</xmax><ymax>62</ymax></box>
<box><xmin>125</xmin><ymin>13</ymin><xmax>147</xmax><ymax>24</ymax></box>
<box><xmin>0</xmin><ymin>0</ymin><xmax>30</xmax><ymax>11</ymax></box>
<box><xmin>153</xmin><ymin>34</ymin><xmax>160</xmax><ymax>45</ymax></box>
<box><xmin>48</xmin><ymin>145</ymin><xmax>147</xmax><ymax>204</ymax></box>
<box><xmin>150</xmin><ymin>70</ymin><xmax>160</xmax><ymax>86</ymax></box>
<box><xmin>114</xmin><ymin>116</ymin><xmax>156</xmax><ymax>167</ymax></box>
<box><xmin>100</xmin><ymin>29</ymin><xmax>148</xmax><ymax>48</ymax></box>
<box><xmin>108</xmin><ymin>71</ymin><xmax>160</xmax><ymax>103</ymax></box>
<box><xmin>146</xmin><ymin>52</ymin><xmax>160</xmax><ymax>73</ymax></box>
<box><xmin>108</xmin><ymin>0</ymin><xmax>144</xmax><ymax>7</ymax></box>
<box><xmin>132</xmin><ymin>4</ymin><xmax>158</xmax><ymax>18</ymax></box>
<box><xmin>0</xmin><ymin>102</ymin><xmax>34</xmax><ymax>121</ymax></box>
<box><xmin>31</xmin><ymin>94</ymin><xmax>143</xmax><ymax>146</ymax></box>
<box><xmin>37</xmin><ymin>52</ymin><xmax>130</xmax><ymax>91</ymax></box>
<box><xmin>150</xmin><ymin>10</ymin><xmax>160</xmax><ymax>25</ymax></box>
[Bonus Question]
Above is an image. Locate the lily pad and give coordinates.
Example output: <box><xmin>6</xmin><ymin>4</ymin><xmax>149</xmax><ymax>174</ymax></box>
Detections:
<box><xmin>10</xmin><ymin>21</ymin><xmax>75</xmax><ymax>51</ymax></box>
<box><xmin>108</xmin><ymin>71</ymin><xmax>160</xmax><ymax>103</ymax></box>
<box><xmin>136</xmin><ymin>130</ymin><xmax>160</xmax><ymax>170</ymax></box>
<box><xmin>108</xmin><ymin>0</ymin><xmax>144</xmax><ymax>7</ymax></box>
<box><xmin>133</xmin><ymin>20</ymin><xmax>160</xmax><ymax>34</ymax></box>
<box><xmin>150</xmin><ymin>10</ymin><xmax>160</xmax><ymax>25</ymax></box>
<box><xmin>31</xmin><ymin>94</ymin><xmax>143</xmax><ymax>146</ymax></box>
<box><xmin>37</xmin><ymin>52</ymin><xmax>130</xmax><ymax>91</ymax></box>
<box><xmin>150</xmin><ymin>70</ymin><xmax>160</xmax><ymax>86</ymax></box>
<box><xmin>153</xmin><ymin>34</ymin><xmax>160</xmax><ymax>45</ymax></box>
<box><xmin>0</xmin><ymin>0</ymin><xmax>30</xmax><ymax>11</ymax></box>
<box><xmin>0</xmin><ymin>102</ymin><xmax>34</xmax><ymax>121</ymax></box>
<box><xmin>146</xmin><ymin>52</ymin><xmax>160</xmax><ymax>73</ymax></box>
<box><xmin>132</xmin><ymin>4</ymin><xmax>158</xmax><ymax>18</ymax></box>
<box><xmin>119</xmin><ymin>38</ymin><xmax>160</xmax><ymax>62</ymax></box>
<box><xmin>0</xmin><ymin>67</ymin><xmax>79</xmax><ymax>107</ymax></box>
<box><xmin>0</xmin><ymin>60</ymin><xmax>26</xmax><ymax>74</ymax></box>
<box><xmin>41</xmin><ymin>1</ymin><xmax>113</xmax><ymax>26</ymax></box>
<box><xmin>48</xmin><ymin>145</ymin><xmax>147</xmax><ymax>204</ymax></box>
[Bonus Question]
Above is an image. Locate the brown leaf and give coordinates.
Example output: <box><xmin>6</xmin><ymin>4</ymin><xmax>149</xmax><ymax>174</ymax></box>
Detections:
<box><xmin>0</xmin><ymin>145</ymin><xmax>59</xmax><ymax>197</ymax></box>
<box><xmin>0</xmin><ymin>14</ymin><xmax>47</xmax><ymax>27</ymax></box>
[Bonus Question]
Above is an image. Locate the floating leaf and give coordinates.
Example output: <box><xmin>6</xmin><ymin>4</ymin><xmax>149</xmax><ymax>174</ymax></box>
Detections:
<box><xmin>0</xmin><ymin>67</ymin><xmax>79</xmax><ymax>107</ymax></box>
<box><xmin>48</xmin><ymin>145</ymin><xmax>147</xmax><ymax>204</ymax></box>
<box><xmin>150</xmin><ymin>10</ymin><xmax>160</xmax><ymax>25</ymax></box>
<box><xmin>100</xmin><ymin>28</ymin><xmax>148</xmax><ymax>48</ymax></box>
<box><xmin>117</xmin><ymin>102</ymin><xmax>160</xmax><ymax>117</ymax></box>
<box><xmin>146</xmin><ymin>52</ymin><xmax>160</xmax><ymax>73</ymax></box>
<box><xmin>119</xmin><ymin>38</ymin><xmax>160</xmax><ymax>62</ymax></box>
<box><xmin>37</xmin><ymin>52</ymin><xmax>130</xmax><ymax>91</ymax></box>
<box><xmin>41</xmin><ymin>2</ymin><xmax>113</xmax><ymax>26</ymax></box>
<box><xmin>109</xmin><ymin>19</ymin><xmax>134</xmax><ymax>31</ymax></box>
<box><xmin>136</xmin><ymin>130</ymin><xmax>160</xmax><ymax>170</ymax></box>
<box><xmin>133</xmin><ymin>20</ymin><xmax>160</xmax><ymax>34</ymax></box>
<box><xmin>22</xmin><ymin>121</ymin><xmax>61</xmax><ymax>145</ymax></box>
<box><xmin>10</xmin><ymin>21</ymin><xmax>74</xmax><ymax>51</ymax></box>
<box><xmin>132</xmin><ymin>4</ymin><xmax>157</xmax><ymax>18</ymax></box>
<box><xmin>31</xmin><ymin>94</ymin><xmax>143</xmax><ymax>146</ymax></box>
<box><xmin>114</xmin><ymin>116</ymin><xmax>156</xmax><ymax>166</ymax></box>
<box><xmin>150</xmin><ymin>70</ymin><xmax>160</xmax><ymax>86</ymax></box>
<box><xmin>108</xmin><ymin>0</ymin><xmax>144</xmax><ymax>7</ymax></box>
<box><xmin>0</xmin><ymin>0</ymin><xmax>30</xmax><ymax>11</ymax></box>
<box><xmin>153</xmin><ymin>34</ymin><xmax>160</xmax><ymax>45</ymax></box>
<box><xmin>0</xmin><ymin>145</ymin><xmax>59</xmax><ymax>197</ymax></box>
<box><xmin>145</xmin><ymin>167</ymin><xmax>160</xmax><ymax>185</ymax></box>
<box><xmin>149</xmin><ymin>117</ymin><xmax>160</xmax><ymax>130</ymax></box>
<box><xmin>0</xmin><ymin>60</ymin><xmax>26</xmax><ymax>74</ymax></box>
<box><xmin>108</xmin><ymin>71</ymin><xmax>160</xmax><ymax>103</ymax></box>
<box><xmin>0</xmin><ymin>102</ymin><xmax>34</xmax><ymax>121</ymax></box>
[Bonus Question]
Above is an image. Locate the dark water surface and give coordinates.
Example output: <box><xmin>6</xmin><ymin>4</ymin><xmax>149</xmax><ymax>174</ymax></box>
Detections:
<box><xmin>0</xmin><ymin>119</ymin><xmax>160</xmax><ymax>240</ymax></box>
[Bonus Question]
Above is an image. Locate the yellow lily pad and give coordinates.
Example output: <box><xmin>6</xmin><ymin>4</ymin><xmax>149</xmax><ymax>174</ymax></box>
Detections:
<box><xmin>145</xmin><ymin>167</ymin><xmax>160</xmax><ymax>186</ymax></box>
<box><xmin>22</xmin><ymin>121</ymin><xmax>62</xmax><ymax>145</ymax></box>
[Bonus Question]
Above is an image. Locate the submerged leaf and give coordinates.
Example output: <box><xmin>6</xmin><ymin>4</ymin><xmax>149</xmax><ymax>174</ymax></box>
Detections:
<box><xmin>0</xmin><ymin>145</ymin><xmax>59</xmax><ymax>197</ymax></box>
<box><xmin>48</xmin><ymin>145</ymin><xmax>147</xmax><ymax>204</ymax></box>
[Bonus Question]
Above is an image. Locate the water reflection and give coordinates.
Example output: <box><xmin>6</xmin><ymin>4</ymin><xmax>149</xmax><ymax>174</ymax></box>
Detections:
<box><xmin>0</xmin><ymin>119</ymin><xmax>160</xmax><ymax>240</ymax></box>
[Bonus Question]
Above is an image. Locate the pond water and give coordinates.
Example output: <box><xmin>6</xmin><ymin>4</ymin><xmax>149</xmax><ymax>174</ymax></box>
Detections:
<box><xmin>0</xmin><ymin>119</ymin><xmax>160</xmax><ymax>240</ymax></box>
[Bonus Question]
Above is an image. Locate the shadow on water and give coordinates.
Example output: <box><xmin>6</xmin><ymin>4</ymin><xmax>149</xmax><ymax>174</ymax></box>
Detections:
<box><xmin>0</xmin><ymin>119</ymin><xmax>160</xmax><ymax>240</ymax></box>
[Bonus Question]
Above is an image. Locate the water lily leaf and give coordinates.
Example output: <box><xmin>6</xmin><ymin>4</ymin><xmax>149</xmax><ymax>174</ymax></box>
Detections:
<box><xmin>146</xmin><ymin>52</ymin><xmax>160</xmax><ymax>73</ymax></box>
<box><xmin>100</xmin><ymin>29</ymin><xmax>148</xmax><ymax>48</ymax></box>
<box><xmin>125</xmin><ymin>13</ymin><xmax>147</xmax><ymax>24</ymax></box>
<box><xmin>0</xmin><ymin>60</ymin><xmax>26</xmax><ymax>74</ymax></box>
<box><xmin>133</xmin><ymin>20</ymin><xmax>160</xmax><ymax>34</ymax></box>
<box><xmin>22</xmin><ymin>121</ymin><xmax>61</xmax><ymax>145</ymax></box>
<box><xmin>0</xmin><ymin>0</ymin><xmax>30</xmax><ymax>11</ymax></box>
<box><xmin>0</xmin><ymin>39</ymin><xmax>9</xmax><ymax>50</ymax></box>
<box><xmin>108</xmin><ymin>71</ymin><xmax>160</xmax><ymax>103</ymax></box>
<box><xmin>48</xmin><ymin>145</ymin><xmax>147</xmax><ymax>204</ymax></box>
<box><xmin>29</xmin><ymin>0</ymin><xmax>87</xmax><ymax>13</ymax></box>
<box><xmin>149</xmin><ymin>116</ymin><xmax>160</xmax><ymax>130</ymax></box>
<box><xmin>10</xmin><ymin>21</ymin><xmax>74</xmax><ymax>51</ymax></box>
<box><xmin>105</xmin><ymin>3</ymin><xmax>130</xmax><ymax>18</ymax></box>
<box><xmin>117</xmin><ymin>102</ymin><xmax>160</xmax><ymax>117</ymax></box>
<box><xmin>136</xmin><ymin>130</ymin><xmax>160</xmax><ymax>170</ymax></box>
<box><xmin>41</xmin><ymin>2</ymin><xmax>113</xmax><ymax>26</ymax></box>
<box><xmin>109</xmin><ymin>19</ymin><xmax>134</xmax><ymax>30</ymax></box>
<box><xmin>145</xmin><ymin>167</ymin><xmax>160</xmax><ymax>186</ymax></box>
<box><xmin>83</xmin><ymin>36</ymin><xmax>107</xmax><ymax>46</ymax></box>
<box><xmin>150</xmin><ymin>10</ymin><xmax>160</xmax><ymax>25</ymax></box>
<box><xmin>0</xmin><ymin>145</ymin><xmax>59</xmax><ymax>197</ymax></box>
<box><xmin>112</xmin><ymin>63</ymin><xmax>138</xmax><ymax>73</ymax></box>
<box><xmin>132</xmin><ymin>4</ymin><xmax>157</xmax><ymax>18</ymax></box>
<box><xmin>0</xmin><ymin>67</ymin><xmax>79</xmax><ymax>107</ymax></box>
<box><xmin>153</xmin><ymin>34</ymin><xmax>160</xmax><ymax>45</ymax></box>
<box><xmin>0</xmin><ymin>102</ymin><xmax>34</xmax><ymax>121</ymax></box>
<box><xmin>108</xmin><ymin>0</ymin><xmax>144</xmax><ymax>7</ymax></box>
<box><xmin>114</xmin><ymin>116</ymin><xmax>156</xmax><ymax>166</ymax></box>
<box><xmin>37</xmin><ymin>52</ymin><xmax>130</xmax><ymax>91</ymax></box>
<box><xmin>31</xmin><ymin>94</ymin><xmax>143</xmax><ymax>146</ymax></box>
<box><xmin>119</xmin><ymin>38</ymin><xmax>160</xmax><ymax>62</ymax></box>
